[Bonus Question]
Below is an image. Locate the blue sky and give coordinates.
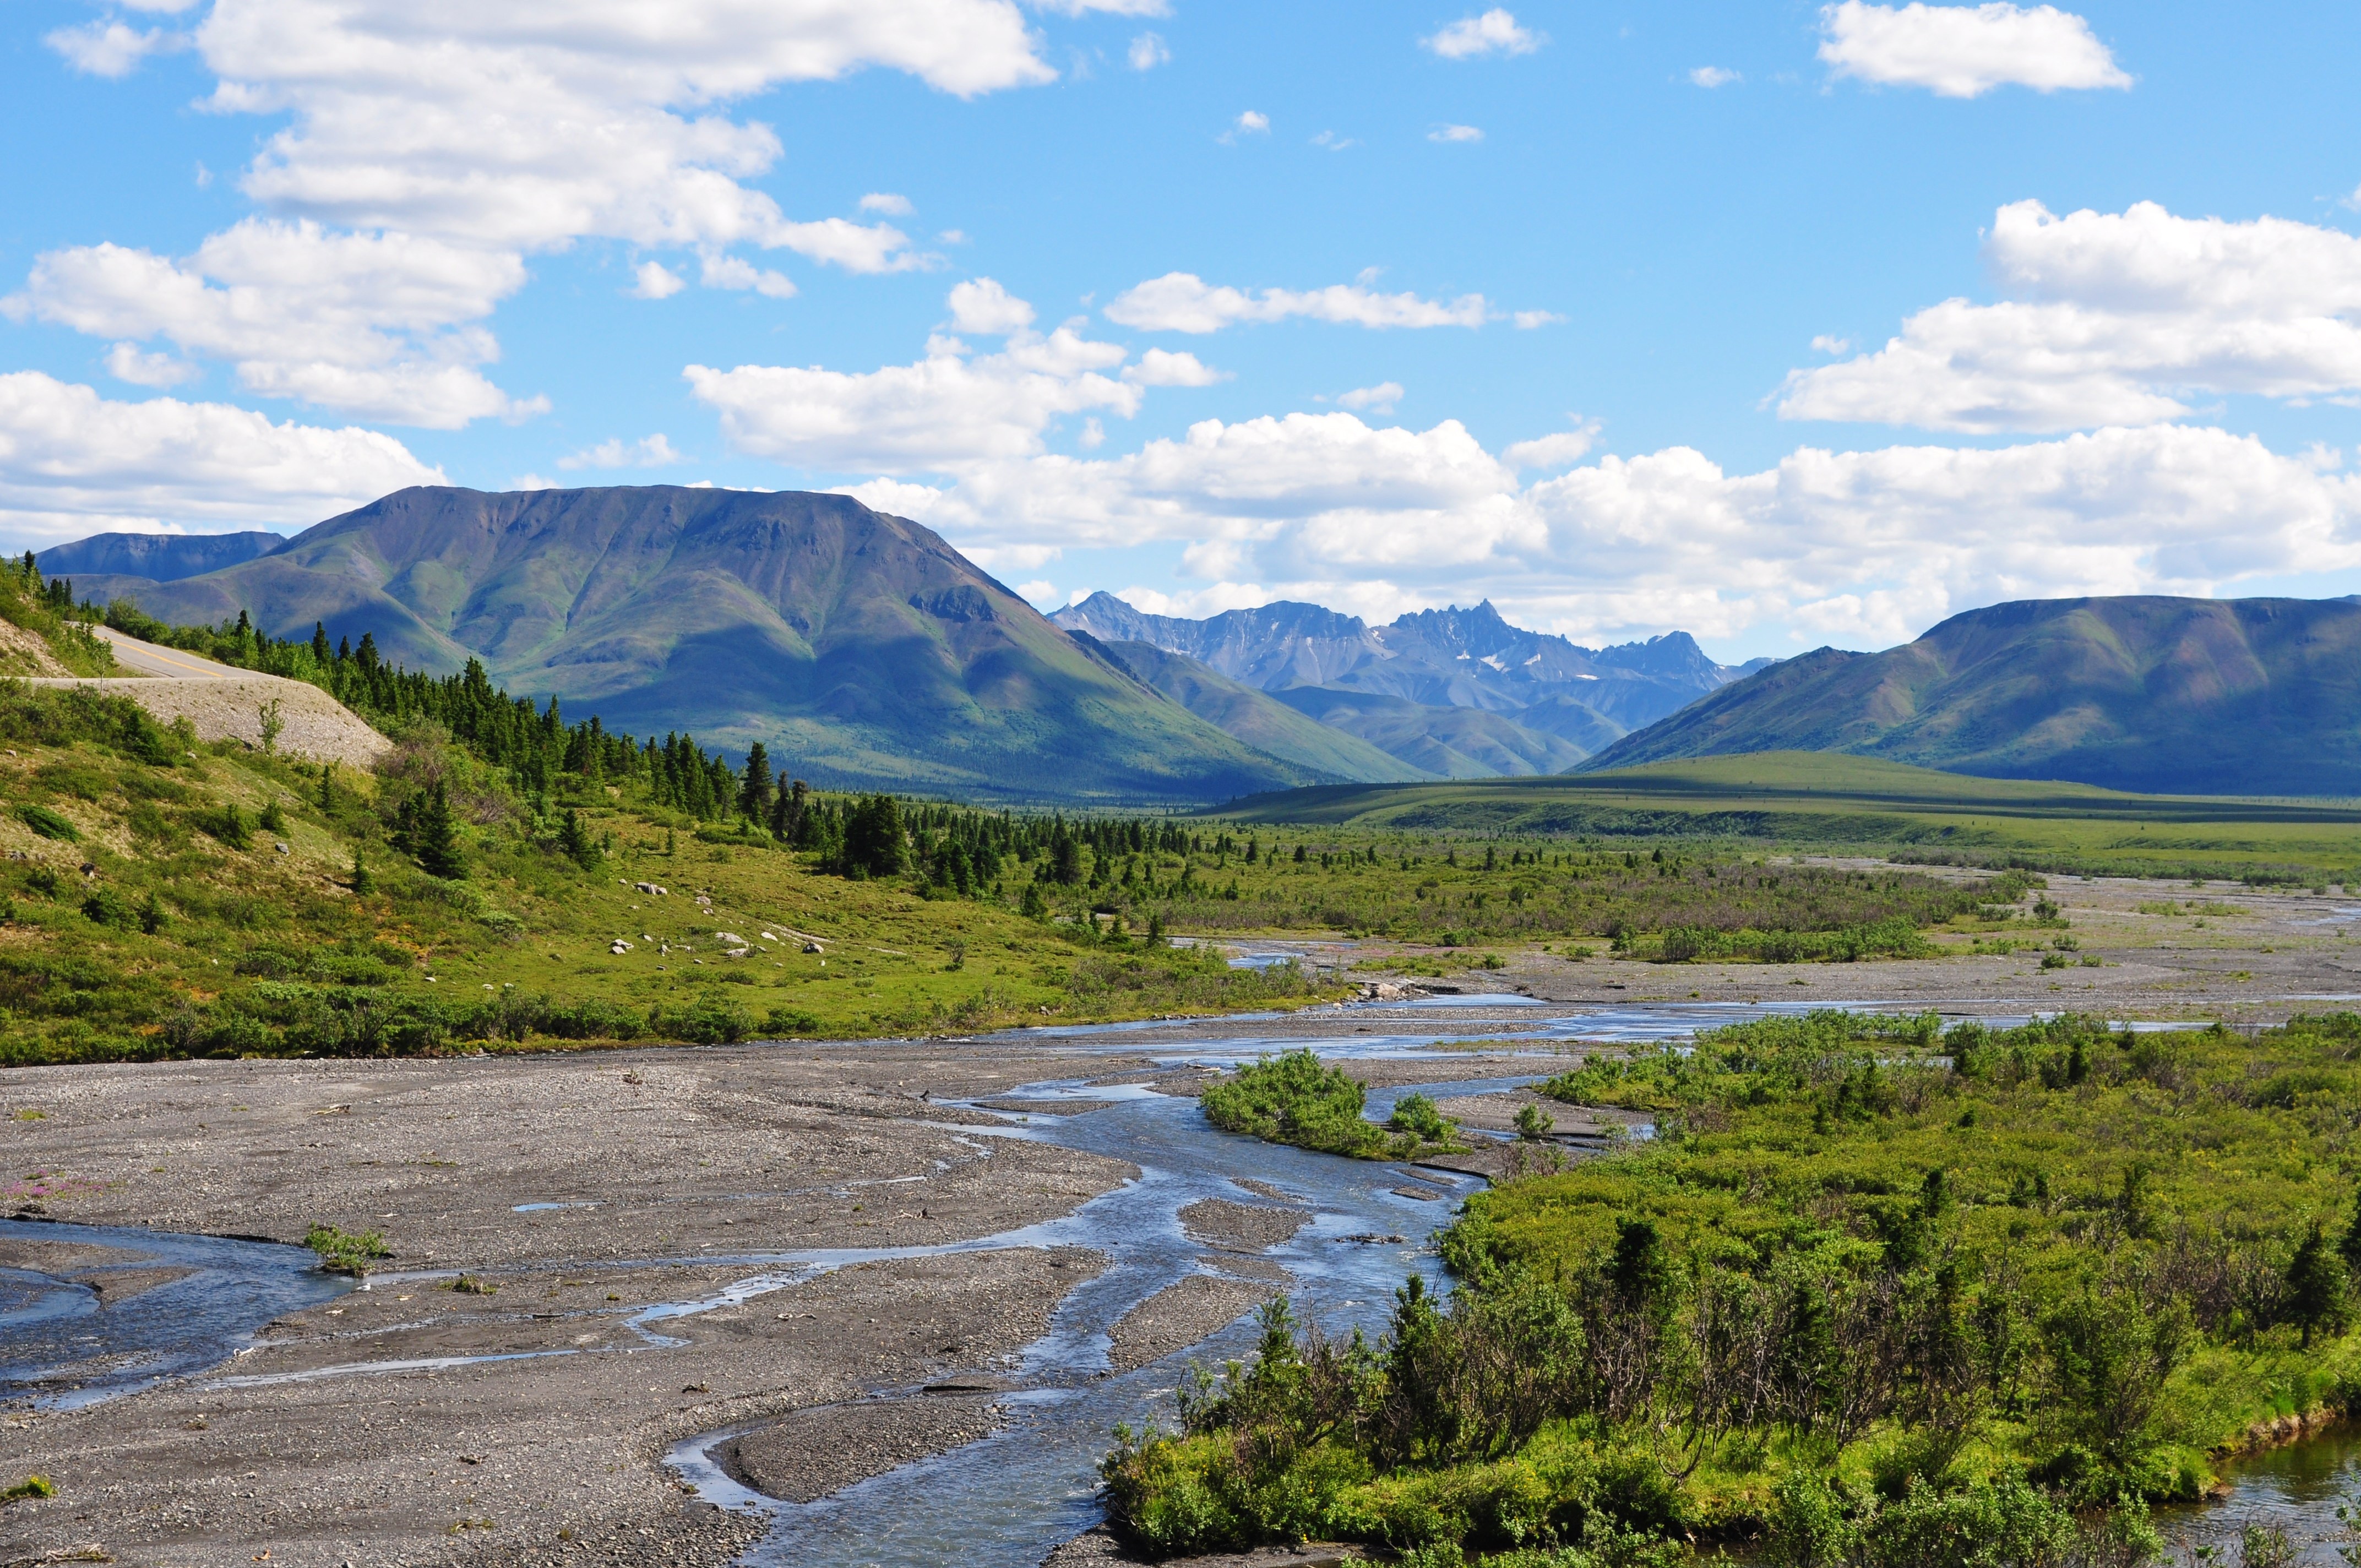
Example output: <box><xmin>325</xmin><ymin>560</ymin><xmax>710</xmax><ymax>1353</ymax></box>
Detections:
<box><xmin>3</xmin><ymin>1</ymin><xmax>2358</xmax><ymax>662</ymax></box>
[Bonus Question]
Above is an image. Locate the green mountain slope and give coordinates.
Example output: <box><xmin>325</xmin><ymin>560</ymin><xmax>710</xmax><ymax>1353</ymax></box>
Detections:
<box><xmin>1094</xmin><ymin>639</ymin><xmax>1428</xmax><ymax>783</ymax></box>
<box><xmin>1268</xmin><ymin>686</ymin><xmax>1587</xmax><ymax>777</ymax></box>
<box><xmin>103</xmin><ymin>486</ymin><xmax>1318</xmax><ymax>804</ymax></box>
<box><xmin>1579</xmin><ymin>595</ymin><xmax>2361</xmax><ymax>796</ymax></box>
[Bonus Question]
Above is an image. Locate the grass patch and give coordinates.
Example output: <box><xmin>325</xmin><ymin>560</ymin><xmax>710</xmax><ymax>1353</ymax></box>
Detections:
<box><xmin>1</xmin><ymin>1475</ymin><xmax>56</xmax><ymax>1504</ymax></box>
<box><xmin>303</xmin><ymin>1223</ymin><xmax>391</xmax><ymax>1276</ymax></box>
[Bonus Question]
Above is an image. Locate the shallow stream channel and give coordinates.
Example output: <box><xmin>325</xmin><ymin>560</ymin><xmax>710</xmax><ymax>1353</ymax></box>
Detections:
<box><xmin>7</xmin><ymin>994</ymin><xmax>2356</xmax><ymax>1564</ymax></box>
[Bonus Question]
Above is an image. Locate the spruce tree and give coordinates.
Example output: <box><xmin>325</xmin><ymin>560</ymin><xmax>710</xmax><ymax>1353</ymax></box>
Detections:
<box><xmin>737</xmin><ymin>742</ymin><xmax>774</xmax><ymax>819</ymax></box>
<box><xmin>414</xmin><ymin>781</ymin><xmax>464</xmax><ymax>879</ymax></box>
<box><xmin>2284</xmin><ymin>1217</ymin><xmax>2349</xmax><ymax>1348</ymax></box>
<box><xmin>557</xmin><ymin>808</ymin><xmax>600</xmax><ymax>871</ymax></box>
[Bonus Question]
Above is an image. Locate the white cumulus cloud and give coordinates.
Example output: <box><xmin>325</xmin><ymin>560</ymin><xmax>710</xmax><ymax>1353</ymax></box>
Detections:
<box><xmin>0</xmin><ymin>372</ymin><xmax>444</xmax><ymax>548</ymax></box>
<box><xmin>1780</xmin><ymin>199</ymin><xmax>2361</xmax><ymax>433</ymax></box>
<box><xmin>686</xmin><ymin>326</ymin><xmax>1141</xmax><ymax>470</ymax></box>
<box><xmin>1123</xmin><ymin>349</ymin><xmax>1225</xmax><ymax>388</ymax></box>
<box><xmin>630</xmin><ymin>261</ymin><xmax>687</xmax><ymax>299</ymax></box>
<box><xmin>946</xmin><ymin>277</ymin><xmax>1037</xmax><ymax>335</ymax></box>
<box><xmin>840</xmin><ymin>410</ymin><xmax>2361</xmax><ymax>650</ymax></box>
<box><xmin>1502</xmin><ymin>421</ymin><xmax>1598</xmax><ymax>470</ymax></box>
<box><xmin>1428</xmin><ymin>123</ymin><xmax>1484</xmax><ymax>143</ymax></box>
<box><xmin>1689</xmin><ymin>66</ymin><xmax>1741</xmax><ymax>88</ymax></box>
<box><xmin>18</xmin><ymin>0</ymin><xmax>1057</xmax><ymax>427</ymax></box>
<box><xmin>859</xmin><ymin>193</ymin><xmax>916</xmax><ymax>216</ymax></box>
<box><xmin>1818</xmin><ymin>2</ymin><xmax>2131</xmax><ymax>97</ymax></box>
<box><xmin>700</xmin><ymin>254</ymin><xmax>799</xmax><ymax>298</ymax></box>
<box><xmin>557</xmin><ymin>434</ymin><xmax>684</xmax><ymax>470</ymax></box>
<box><xmin>1422</xmin><ymin>9</ymin><xmax>1542</xmax><ymax>60</ymax></box>
<box><xmin>1105</xmin><ymin>273</ymin><xmax>1490</xmax><ymax>333</ymax></box>
<box><xmin>105</xmin><ymin>344</ymin><xmax>201</xmax><ymax>389</ymax></box>
<box><xmin>2</xmin><ymin>220</ymin><xmax>538</xmax><ymax>428</ymax></box>
<box><xmin>1128</xmin><ymin>32</ymin><xmax>1169</xmax><ymax>69</ymax></box>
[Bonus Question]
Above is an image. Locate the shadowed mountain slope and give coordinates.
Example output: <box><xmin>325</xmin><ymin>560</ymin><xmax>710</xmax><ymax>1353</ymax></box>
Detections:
<box><xmin>1580</xmin><ymin>595</ymin><xmax>2361</xmax><ymax>796</ymax></box>
<box><xmin>1094</xmin><ymin>639</ymin><xmax>1425</xmax><ymax>783</ymax></box>
<box><xmin>95</xmin><ymin>486</ymin><xmax>1319</xmax><ymax>803</ymax></box>
<box><xmin>1269</xmin><ymin>685</ymin><xmax>1587</xmax><ymax>778</ymax></box>
<box><xmin>40</xmin><ymin>530</ymin><xmax>286</xmax><ymax>583</ymax></box>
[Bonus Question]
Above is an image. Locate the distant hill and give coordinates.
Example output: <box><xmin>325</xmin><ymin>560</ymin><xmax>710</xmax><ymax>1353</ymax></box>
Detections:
<box><xmin>1580</xmin><ymin>595</ymin><xmax>2361</xmax><ymax>796</ymax></box>
<box><xmin>1052</xmin><ymin>591</ymin><xmax>1756</xmax><ymax>778</ymax></box>
<box><xmin>1092</xmin><ymin>639</ymin><xmax>1425</xmax><ymax>783</ymax></box>
<box><xmin>39</xmin><ymin>530</ymin><xmax>286</xmax><ymax>582</ymax></box>
<box><xmin>84</xmin><ymin>486</ymin><xmax>1323</xmax><ymax>804</ymax></box>
<box><xmin>1267</xmin><ymin>685</ymin><xmax>1587</xmax><ymax>777</ymax></box>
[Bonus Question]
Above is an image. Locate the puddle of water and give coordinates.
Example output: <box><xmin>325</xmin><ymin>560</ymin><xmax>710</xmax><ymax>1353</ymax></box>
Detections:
<box><xmin>0</xmin><ymin>1220</ymin><xmax>348</xmax><ymax>1409</ymax></box>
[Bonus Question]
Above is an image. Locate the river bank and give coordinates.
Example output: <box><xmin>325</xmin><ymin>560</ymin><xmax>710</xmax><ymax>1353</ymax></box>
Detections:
<box><xmin>4</xmin><ymin>894</ymin><xmax>2359</xmax><ymax>1566</ymax></box>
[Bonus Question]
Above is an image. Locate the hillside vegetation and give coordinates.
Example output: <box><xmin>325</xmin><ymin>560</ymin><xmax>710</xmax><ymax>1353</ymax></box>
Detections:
<box><xmin>0</xmin><ymin>569</ymin><xmax>1336</xmax><ymax>1068</ymax></box>
<box><xmin>1106</xmin><ymin>1009</ymin><xmax>2361</xmax><ymax>1566</ymax></box>
<box><xmin>72</xmin><ymin>486</ymin><xmax>1320</xmax><ymax>804</ymax></box>
<box><xmin>1216</xmin><ymin>752</ymin><xmax>2361</xmax><ymax>885</ymax></box>
<box><xmin>1580</xmin><ymin>595</ymin><xmax>2361</xmax><ymax>797</ymax></box>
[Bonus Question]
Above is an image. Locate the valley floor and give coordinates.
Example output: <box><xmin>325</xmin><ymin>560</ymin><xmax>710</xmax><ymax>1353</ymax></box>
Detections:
<box><xmin>0</xmin><ymin>869</ymin><xmax>2351</xmax><ymax>1567</ymax></box>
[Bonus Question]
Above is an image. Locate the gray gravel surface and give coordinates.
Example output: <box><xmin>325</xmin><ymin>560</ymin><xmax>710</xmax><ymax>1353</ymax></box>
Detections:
<box><xmin>711</xmin><ymin>1393</ymin><xmax>1007</xmax><ymax>1502</ymax></box>
<box><xmin>1105</xmin><ymin>1274</ymin><xmax>1279</xmax><ymax>1374</ymax></box>
<box><xmin>0</xmin><ymin>1042</ymin><xmax>1138</xmax><ymax>1567</ymax></box>
<box><xmin>1178</xmin><ymin>1199</ymin><xmax>1308</xmax><ymax>1251</ymax></box>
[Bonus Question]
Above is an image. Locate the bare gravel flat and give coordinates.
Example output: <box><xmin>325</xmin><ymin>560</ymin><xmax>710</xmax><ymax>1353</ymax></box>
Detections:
<box><xmin>1178</xmin><ymin>1199</ymin><xmax>1309</xmax><ymax>1252</ymax></box>
<box><xmin>0</xmin><ymin>1041</ymin><xmax>1141</xmax><ymax>1567</ymax></box>
<box><xmin>1106</xmin><ymin>1273</ymin><xmax>1280</xmax><ymax>1374</ymax></box>
<box><xmin>711</xmin><ymin>1393</ymin><xmax>1009</xmax><ymax>1502</ymax></box>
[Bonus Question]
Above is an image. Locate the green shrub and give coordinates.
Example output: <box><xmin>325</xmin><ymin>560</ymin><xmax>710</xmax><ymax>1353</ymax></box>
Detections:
<box><xmin>303</xmin><ymin>1223</ymin><xmax>390</xmax><ymax>1276</ymax></box>
<box><xmin>1204</xmin><ymin>1049</ymin><xmax>1388</xmax><ymax>1157</ymax></box>
<box><xmin>79</xmin><ymin>887</ymin><xmax>137</xmax><ymax>930</ymax></box>
<box><xmin>14</xmin><ymin>804</ymin><xmax>78</xmax><ymax>841</ymax></box>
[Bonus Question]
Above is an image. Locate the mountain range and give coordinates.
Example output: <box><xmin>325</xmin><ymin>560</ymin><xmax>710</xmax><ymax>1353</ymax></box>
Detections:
<box><xmin>1053</xmin><ymin>592</ymin><xmax>1765</xmax><ymax>780</ymax></box>
<box><xmin>53</xmin><ymin>488</ymin><xmax>2361</xmax><ymax>801</ymax></box>
<box><xmin>52</xmin><ymin>486</ymin><xmax>1335</xmax><ymax>804</ymax></box>
<box><xmin>47</xmin><ymin>487</ymin><xmax>1756</xmax><ymax>800</ymax></box>
<box><xmin>1578</xmin><ymin>595</ymin><xmax>2361</xmax><ymax>796</ymax></box>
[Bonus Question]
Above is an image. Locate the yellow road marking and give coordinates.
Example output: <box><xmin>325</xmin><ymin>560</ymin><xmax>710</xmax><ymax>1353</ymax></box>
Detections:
<box><xmin>107</xmin><ymin>636</ymin><xmax>235</xmax><ymax>679</ymax></box>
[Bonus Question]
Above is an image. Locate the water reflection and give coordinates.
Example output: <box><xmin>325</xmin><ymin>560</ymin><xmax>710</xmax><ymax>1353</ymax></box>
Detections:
<box><xmin>2166</xmin><ymin>1431</ymin><xmax>2361</xmax><ymax>1566</ymax></box>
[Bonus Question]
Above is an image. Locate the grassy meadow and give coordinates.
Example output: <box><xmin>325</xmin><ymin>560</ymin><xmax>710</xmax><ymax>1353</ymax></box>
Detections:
<box><xmin>1217</xmin><ymin>752</ymin><xmax>2361</xmax><ymax>886</ymax></box>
